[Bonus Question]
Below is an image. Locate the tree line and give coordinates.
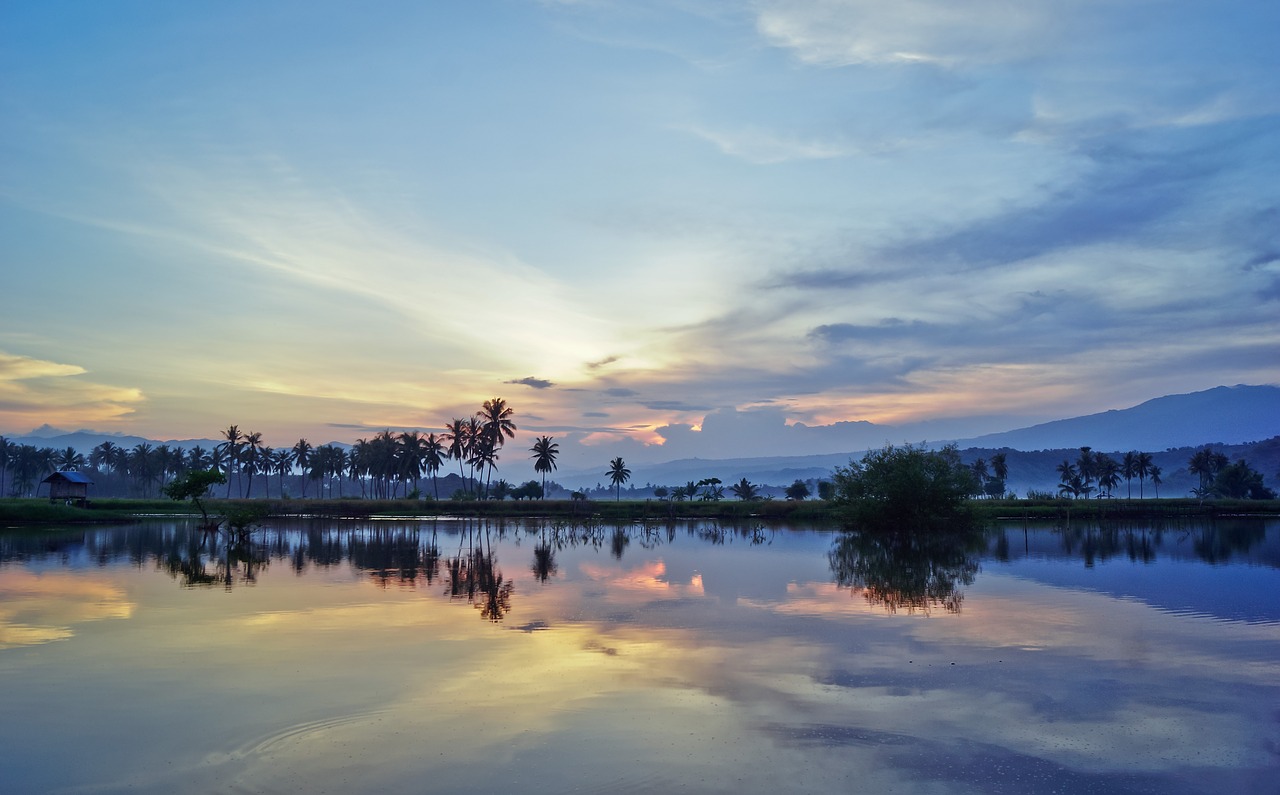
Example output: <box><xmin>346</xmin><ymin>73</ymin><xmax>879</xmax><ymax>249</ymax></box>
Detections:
<box><xmin>1</xmin><ymin>409</ymin><xmax>1275</xmax><ymax>501</ymax></box>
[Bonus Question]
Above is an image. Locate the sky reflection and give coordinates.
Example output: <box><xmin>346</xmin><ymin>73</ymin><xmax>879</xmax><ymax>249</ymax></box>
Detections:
<box><xmin>0</xmin><ymin>519</ymin><xmax>1277</xmax><ymax>794</ymax></box>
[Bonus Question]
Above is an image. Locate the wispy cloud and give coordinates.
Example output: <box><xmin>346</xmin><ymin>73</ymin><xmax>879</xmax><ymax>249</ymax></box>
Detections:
<box><xmin>678</xmin><ymin>124</ymin><xmax>851</xmax><ymax>164</ymax></box>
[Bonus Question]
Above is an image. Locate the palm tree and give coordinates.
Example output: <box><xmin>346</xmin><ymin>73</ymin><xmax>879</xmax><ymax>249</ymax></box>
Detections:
<box><xmin>971</xmin><ymin>458</ymin><xmax>989</xmax><ymax>498</ymax></box>
<box><xmin>220</xmin><ymin>425</ymin><xmax>242</xmax><ymax>498</ymax></box>
<box><xmin>240</xmin><ymin>431</ymin><xmax>264</xmax><ymax>498</ymax></box>
<box><xmin>607</xmin><ymin>457</ymin><xmax>631</xmax><ymax>501</ymax></box>
<box><xmin>1056</xmin><ymin>460</ymin><xmax>1077</xmax><ymax>498</ymax></box>
<box><xmin>270</xmin><ymin>447</ymin><xmax>293</xmax><ymax>498</ymax></box>
<box><xmin>1136</xmin><ymin>451</ymin><xmax>1152</xmax><ymax>499</ymax></box>
<box><xmin>730</xmin><ymin>477</ymin><xmax>759</xmax><ymax>501</ymax></box>
<box><xmin>54</xmin><ymin>446</ymin><xmax>86</xmax><ymax>471</ymax></box>
<box><xmin>1076</xmin><ymin>447</ymin><xmax>1096</xmax><ymax>494</ymax></box>
<box><xmin>476</xmin><ymin>398</ymin><xmax>516</xmax><ymax>496</ymax></box>
<box><xmin>1096</xmin><ymin>453</ymin><xmax>1121</xmax><ymax>498</ymax></box>
<box><xmin>1149</xmin><ymin>465</ymin><xmax>1163</xmax><ymax>498</ymax></box>
<box><xmin>990</xmin><ymin>452</ymin><xmax>1008</xmax><ymax>490</ymax></box>
<box><xmin>442</xmin><ymin>418</ymin><xmax>469</xmax><ymax>495</ymax></box>
<box><xmin>530</xmin><ymin>435</ymin><xmax>559</xmax><ymax>499</ymax></box>
<box><xmin>398</xmin><ymin>431</ymin><xmax>427</xmax><ymax>498</ymax></box>
<box><xmin>292</xmin><ymin>439</ymin><xmax>313</xmax><ymax>497</ymax></box>
<box><xmin>1122</xmin><ymin>451</ymin><xmax>1137</xmax><ymax>499</ymax></box>
<box><xmin>423</xmin><ymin>432</ymin><xmax>446</xmax><ymax>500</ymax></box>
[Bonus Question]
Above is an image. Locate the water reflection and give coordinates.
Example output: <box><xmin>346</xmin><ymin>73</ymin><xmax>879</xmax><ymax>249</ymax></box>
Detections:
<box><xmin>2</xmin><ymin>518</ymin><xmax>1278</xmax><ymax>794</ymax></box>
<box><xmin>829</xmin><ymin>528</ymin><xmax>984</xmax><ymax>614</ymax></box>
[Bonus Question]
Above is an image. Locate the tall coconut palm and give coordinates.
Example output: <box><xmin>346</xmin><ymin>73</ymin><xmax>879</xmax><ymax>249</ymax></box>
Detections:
<box><xmin>990</xmin><ymin>452</ymin><xmax>1008</xmax><ymax>490</ymax></box>
<box><xmin>398</xmin><ymin>431</ymin><xmax>427</xmax><ymax>498</ymax></box>
<box><xmin>1136</xmin><ymin>451</ymin><xmax>1153</xmax><ymax>499</ymax></box>
<box><xmin>220</xmin><ymin>425</ymin><xmax>242</xmax><ymax>498</ymax></box>
<box><xmin>1096</xmin><ymin>454</ymin><xmax>1121</xmax><ymax>498</ymax></box>
<box><xmin>1076</xmin><ymin>447</ymin><xmax>1096</xmax><ymax>494</ymax></box>
<box><xmin>292</xmin><ymin>439</ymin><xmax>313</xmax><ymax>498</ymax></box>
<box><xmin>241</xmin><ymin>431</ymin><xmax>264</xmax><ymax>498</ymax></box>
<box><xmin>1149</xmin><ymin>465</ymin><xmax>1163</xmax><ymax>498</ymax></box>
<box><xmin>442</xmin><ymin>418</ymin><xmax>469</xmax><ymax>494</ymax></box>
<box><xmin>1122</xmin><ymin>451</ymin><xmax>1137</xmax><ymax>499</ymax></box>
<box><xmin>54</xmin><ymin>446</ymin><xmax>86</xmax><ymax>471</ymax></box>
<box><xmin>607</xmin><ymin>457</ymin><xmax>631</xmax><ymax>501</ymax></box>
<box><xmin>423</xmin><ymin>433</ymin><xmax>446</xmax><ymax>500</ymax></box>
<box><xmin>530</xmin><ymin>435</ymin><xmax>559</xmax><ymax>499</ymax></box>
<box><xmin>270</xmin><ymin>447</ymin><xmax>293</xmax><ymax>498</ymax></box>
<box><xmin>477</xmin><ymin>398</ymin><xmax>516</xmax><ymax>495</ymax></box>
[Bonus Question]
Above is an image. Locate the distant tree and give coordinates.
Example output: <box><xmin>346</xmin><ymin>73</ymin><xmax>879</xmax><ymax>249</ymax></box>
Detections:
<box><xmin>730</xmin><ymin>477</ymin><xmax>760</xmax><ymax>501</ymax></box>
<box><xmin>1136</xmin><ymin>451</ymin><xmax>1153</xmax><ymax>499</ymax></box>
<box><xmin>54</xmin><ymin>446</ymin><xmax>86</xmax><ymax>471</ymax></box>
<box><xmin>817</xmin><ymin>480</ymin><xmax>835</xmax><ymax>501</ymax></box>
<box><xmin>832</xmin><ymin>444</ymin><xmax>975</xmax><ymax>531</ymax></box>
<box><xmin>607</xmin><ymin>457</ymin><xmax>631</xmax><ymax>501</ymax></box>
<box><xmin>653</xmin><ymin>486</ymin><xmax>669</xmax><ymax>500</ymax></box>
<box><xmin>785</xmin><ymin>479</ymin><xmax>811</xmax><ymax>501</ymax></box>
<box><xmin>1122</xmin><ymin>451</ymin><xmax>1138</xmax><ymax>498</ymax></box>
<box><xmin>424</xmin><ymin>432</ymin><xmax>446</xmax><ymax>500</ymax></box>
<box><xmin>989</xmin><ymin>453</ymin><xmax>1008</xmax><ymax>493</ymax></box>
<box><xmin>970</xmin><ymin>459</ymin><xmax>989</xmax><ymax>498</ymax></box>
<box><xmin>477</xmin><ymin>397</ymin><xmax>516</xmax><ymax>496</ymax></box>
<box><xmin>491</xmin><ymin>479</ymin><xmax>511</xmax><ymax>501</ymax></box>
<box><xmin>1188</xmin><ymin>447</ymin><xmax>1230</xmax><ymax>494</ymax></box>
<box><xmin>1096</xmin><ymin>453</ymin><xmax>1121</xmax><ymax>498</ymax></box>
<box><xmin>162</xmin><ymin>469</ymin><xmax>227</xmax><ymax>528</ymax></box>
<box><xmin>530</xmin><ymin>435</ymin><xmax>559</xmax><ymax>500</ymax></box>
<box><xmin>292</xmin><ymin>439</ymin><xmax>313</xmax><ymax>497</ymax></box>
<box><xmin>219</xmin><ymin>425</ymin><xmax>242</xmax><ymax>498</ymax></box>
<box><xmin>1076</xmin><ymin>447</ymin><xmax>1096</xmax><ymax>495</ymax></box>
<box><xmin>240</xmin><ymin>431</ymin><xmax>264</xmax><ymax>498</ymax></box>
<box><xmin>1149</xmin><ymin>464</ymin><xmax>1163</xmax><ymax>498</ymax></box>
<box><xmin>697</xmin><ymin>477</ymin><xmax>723</xmax><ymax>502</ymax></box>
<box><xmin>1213</xmin><ymin>460</ymin><xmax>1275</xmax><ymax>500</ymax></box>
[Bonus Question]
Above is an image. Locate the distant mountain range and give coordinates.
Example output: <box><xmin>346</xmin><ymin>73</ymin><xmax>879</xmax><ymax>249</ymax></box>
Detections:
<box><xmin>6</xmin><ymin>384</ymin><xmax>1279</xmax><ymax>491</ymax></box>
<box><xmin>553</xmin><ymin>384</ymin><xmax>1280</xmax><ymax>488</ymax></box>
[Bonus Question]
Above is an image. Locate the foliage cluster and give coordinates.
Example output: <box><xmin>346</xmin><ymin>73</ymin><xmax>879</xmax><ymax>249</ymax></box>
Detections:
<box><xmin>831</xmin><ymin>444</ymin><xmax>977</xmax><ymax>532</ymax></box>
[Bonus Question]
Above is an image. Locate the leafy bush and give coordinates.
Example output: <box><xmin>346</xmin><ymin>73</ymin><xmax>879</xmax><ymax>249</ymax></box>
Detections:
<box><xmin>832</xmin><ymin>443</ymin><xmax>977</xmax><ymax>532</ymax></box>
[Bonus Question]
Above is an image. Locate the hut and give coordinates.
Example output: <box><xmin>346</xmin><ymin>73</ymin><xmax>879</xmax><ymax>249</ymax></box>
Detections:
<box><xmin>42</xmin><ymin>471</ymin><xmax>94</xmax><ymax>507</ymax></box>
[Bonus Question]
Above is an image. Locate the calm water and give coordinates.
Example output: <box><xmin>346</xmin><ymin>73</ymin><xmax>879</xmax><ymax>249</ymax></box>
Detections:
<box><xmin>1</xmin><ymin>517</ymin><xmax>1277</xmax><ymax>794</ymax></box>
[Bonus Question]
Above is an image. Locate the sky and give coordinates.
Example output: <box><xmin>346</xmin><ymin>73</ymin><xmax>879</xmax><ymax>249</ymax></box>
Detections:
<box><xmin>2</xmin><ymin>0</ymin><xmax>1278</xmax><ymax>471</ymax></box>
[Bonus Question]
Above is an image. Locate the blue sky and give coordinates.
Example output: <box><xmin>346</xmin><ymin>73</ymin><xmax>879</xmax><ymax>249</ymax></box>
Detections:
<box><xmin>2</xmin><ymin>0</ymin><xmax>1277</xmax><ymax>467</ymax></box>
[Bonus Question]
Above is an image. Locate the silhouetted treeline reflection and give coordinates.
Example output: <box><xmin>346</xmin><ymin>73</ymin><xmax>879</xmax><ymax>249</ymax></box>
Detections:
<box><xmin>829</xmin><ymin>527</ymin><xmax>985</xmax><ymax>614</ymax></box>
<box><xmin>1</xmin><ymin>518</ymin><xmax>1275</xmax><ymax>621</ymax></box>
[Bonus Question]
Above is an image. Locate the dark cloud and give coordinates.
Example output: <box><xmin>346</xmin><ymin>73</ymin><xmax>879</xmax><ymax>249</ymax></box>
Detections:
<box><xmin>587</xmin><ymin>356</ymin><xmax>619</xmax><ymax>369</ymax></box>
<box><xmin>808</xmin><ymin>319</ymin><xmax>935</xmax><ymax>344</ymax></box>
<box><xmin>583</xmin><ymin>411</ymin><xmax>609</xmax><ymax>418</ymax></box>
<box><xmin>505</xmin><ymin>376</ymin><xmax>555</xmax><ymax>389</ymax></box>
<box><xmin>643</xmin><ymin>399</ymin><xmax>714</xmax><ymax>412</ymax></box>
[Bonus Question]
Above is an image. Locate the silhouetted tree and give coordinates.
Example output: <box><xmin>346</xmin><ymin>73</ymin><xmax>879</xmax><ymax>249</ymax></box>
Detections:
<box><xmin>530</xmin><ymin>435</ymin><xmax>558</xmax><ymax>500</ymax></box>
<box><xmin>607</xmin><ymin>457</ymin><xmax>631</xmax><ymax>501</ymax></box>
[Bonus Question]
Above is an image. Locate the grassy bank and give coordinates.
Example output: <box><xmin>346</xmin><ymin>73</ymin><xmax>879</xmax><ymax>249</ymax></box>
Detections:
<box><xmin>3</xmin><ymin>496</ymin><xmax>1277</xmax><ymax>527</ymax></box>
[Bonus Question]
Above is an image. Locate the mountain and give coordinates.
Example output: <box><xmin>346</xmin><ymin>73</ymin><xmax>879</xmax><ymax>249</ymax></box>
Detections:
<box><xmin>962</xmin><ymin>385</ymin><xmax>1280</xmax><ymax>452</ymax></box>
<box><xmin>556</xmin><ymin>384</ymin><xmax>1280</xmax><ymax>489</ymax></box>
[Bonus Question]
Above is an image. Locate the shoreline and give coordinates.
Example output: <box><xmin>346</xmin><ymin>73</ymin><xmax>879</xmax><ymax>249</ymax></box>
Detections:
<box><xmin>3</xmin><ymin>496</ymin><xmax>1278</xmax><ymax>528</ymax></box>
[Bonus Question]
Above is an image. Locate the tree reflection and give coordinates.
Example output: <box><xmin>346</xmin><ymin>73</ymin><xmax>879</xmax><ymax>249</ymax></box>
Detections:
<box><xmin>829</xmin><ymin>526</ymin><xmax>984</xmax><ymax>614</ymax></box>
<box><xmin>445</xmin><ymin>520</ymin><xmax>514</xmax><ymax>621</ymax></box>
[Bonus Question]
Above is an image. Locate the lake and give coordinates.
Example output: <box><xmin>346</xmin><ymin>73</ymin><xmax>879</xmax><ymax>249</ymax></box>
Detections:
<box><xmin>2</xmin><ymin>517</ymin><xmax>1278</xmax><ymax>794</ymax></box>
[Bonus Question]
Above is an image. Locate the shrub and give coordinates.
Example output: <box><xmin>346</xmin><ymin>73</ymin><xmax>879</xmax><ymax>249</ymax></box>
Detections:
<box><xmin>832</xmin><ymin>443</ymin><xmax>976</xmax><ymax>532</ymax></box>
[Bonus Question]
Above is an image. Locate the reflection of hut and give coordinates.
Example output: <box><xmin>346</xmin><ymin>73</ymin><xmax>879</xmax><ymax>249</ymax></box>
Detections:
<box><xmin>42</xmin><ymin>471</ymin><xmax>94</xmax><ymax>506</ymax></box>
